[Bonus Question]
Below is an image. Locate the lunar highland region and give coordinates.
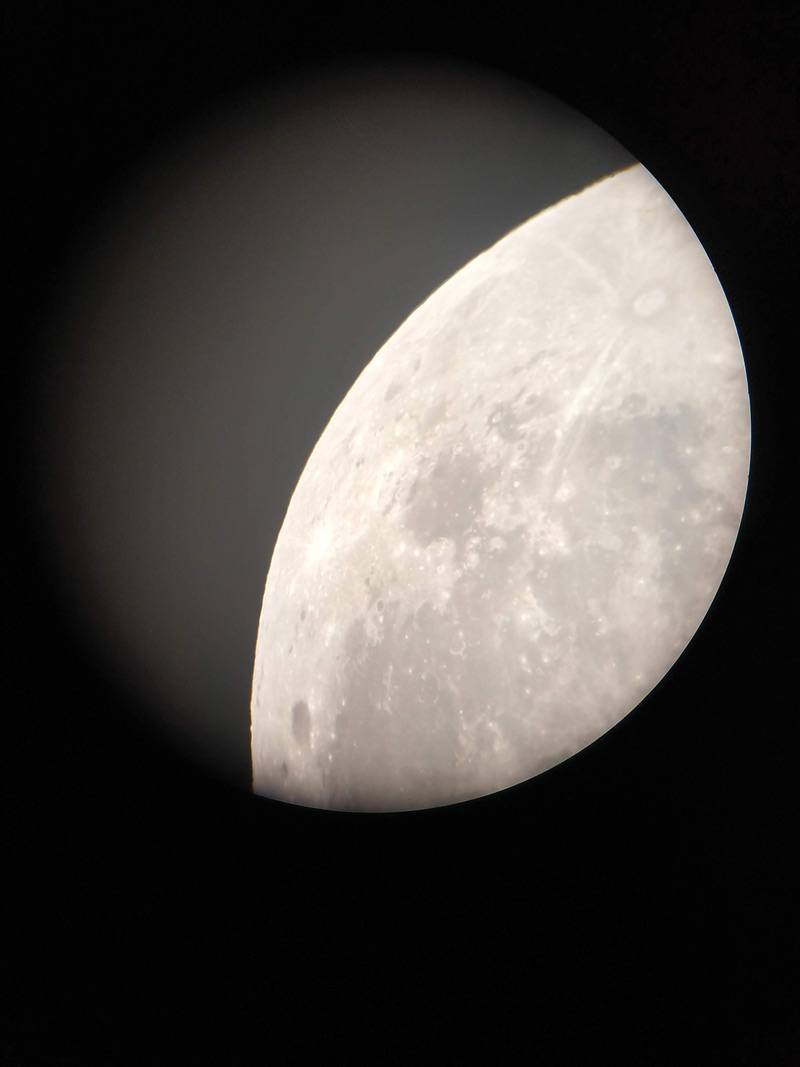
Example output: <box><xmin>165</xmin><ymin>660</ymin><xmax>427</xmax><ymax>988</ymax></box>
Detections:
<box><xmin>251</xmin><ymin>164</ymin><xmax>750</xmax><ymax>812</ymax></box>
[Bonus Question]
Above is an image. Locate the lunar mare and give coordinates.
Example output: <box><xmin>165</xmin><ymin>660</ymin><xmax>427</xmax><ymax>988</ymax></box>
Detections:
<box><xmin>251</xmin><ymin>163</ymin><xmax>750</xmax><ymax>812</ymax></box>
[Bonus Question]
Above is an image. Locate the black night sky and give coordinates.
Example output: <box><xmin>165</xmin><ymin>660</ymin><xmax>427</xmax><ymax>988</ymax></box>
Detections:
<box><xmin>4</xmin><ymin>1</ymin><xmax>798</xmax><ymax>1063</ymax></box>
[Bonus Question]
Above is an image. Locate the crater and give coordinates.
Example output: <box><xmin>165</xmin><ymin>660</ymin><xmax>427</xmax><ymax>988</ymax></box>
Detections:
<box><xmin>291</xmin><ymin>700</ymin><xmax>311</xmax><ymax>748</ymax></box>
<box><xmin>621</xmin><ymin>393</ymin><xmax>647</xmax><ymax>416</ymax></box>
<box><xmin>486</xmin><ymin>401</ymin><xmax>522</xmax><ymax>442</ymax></box>
<box><xmin>632</xmin><ymin>288</ymin><xmax>667</xmax><ymax>317</ymax></box>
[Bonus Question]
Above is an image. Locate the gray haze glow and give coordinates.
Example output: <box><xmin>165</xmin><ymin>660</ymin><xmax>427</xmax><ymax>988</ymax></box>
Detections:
<box><xmin>32</xmin><ymin>55</ymin><xmax>638</xmax><ymax>787</ymax></box>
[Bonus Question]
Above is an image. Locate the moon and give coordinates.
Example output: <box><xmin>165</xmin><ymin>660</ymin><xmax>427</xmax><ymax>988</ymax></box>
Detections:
<box><xmin>251</xmin><ymin>162</ymin><xmax>750</xmax><ymax>812</ymax></box>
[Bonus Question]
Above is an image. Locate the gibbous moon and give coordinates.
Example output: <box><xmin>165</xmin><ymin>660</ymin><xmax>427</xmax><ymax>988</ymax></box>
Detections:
<box><xmin>251</xmin><ymin>163</ymin><xmax>750</xmax><ymax>812</ymax></box>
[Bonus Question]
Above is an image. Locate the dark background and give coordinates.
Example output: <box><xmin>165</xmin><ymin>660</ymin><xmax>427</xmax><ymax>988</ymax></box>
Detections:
<box><xmin>4</xmin><ymin>1</ymin><xmax>798</xmax><ymax>1064</ymax></box>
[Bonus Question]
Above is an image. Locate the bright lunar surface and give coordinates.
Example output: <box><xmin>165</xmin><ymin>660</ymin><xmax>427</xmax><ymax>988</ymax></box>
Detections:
<box><xmin>251</xmin><ymin>163</ymin><xmax>750</xmax><ymax>812</ymax></box>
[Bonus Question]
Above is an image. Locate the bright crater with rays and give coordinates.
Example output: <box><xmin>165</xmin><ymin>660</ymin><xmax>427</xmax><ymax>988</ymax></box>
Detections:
<box><xmin>251</xmin><ymin>164</ymin><xmax>750</xmax><ymax>812</ymax></box>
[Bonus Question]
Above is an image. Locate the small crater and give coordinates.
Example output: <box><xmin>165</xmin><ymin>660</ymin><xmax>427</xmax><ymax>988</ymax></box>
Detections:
<box><xmin>376</xmin><ymin>599</ymin><xmax>385</xmax><ymax>612</ymax></box>
<box><xmin>385</xmin><ymin>381</ymin><xmax>404</xmax><ymax>402</ymax></box>
<box><xmin>523</xmin><ymin>392</ymin><xmax>556</xmax><ymax>415</ymax></box>
<box><xmin>485</xmin><ymin>401</ymin><xmax>521</xmax><ymax>442</ymax></box>
<box><xmin>300</xmin><ymin>608</ymin><xmax>306</xmax><ymax>621</ymax></box>
<box><xmin>420</xmin><ymin>671</ymin><xmax>440</xmax><ymax>701</ymax></box>
<box><xmin>291</xmin><ymin>700</ymin><xmax>311</xmax><ymax>749</ymax></box>
<box><xmin>280</xmin><ymin>761</ymin><xmax>289</xmax><ymax>779</ymax></box>
<box><xmin>632</xmin><ymin>288</ymin><xmax>667</xmax><ymax>317</ymax></box>
<box><xmin>621</xmin><ymin>393</ymin><xmax>647</xmax><ymax>415</ymax></box>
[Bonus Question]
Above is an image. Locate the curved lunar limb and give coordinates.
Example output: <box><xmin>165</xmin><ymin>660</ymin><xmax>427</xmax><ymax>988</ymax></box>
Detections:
<box><xmin>251</xmin><ymin>163</ymin><xmax>750</xmax><ymax>812</ymax></box>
